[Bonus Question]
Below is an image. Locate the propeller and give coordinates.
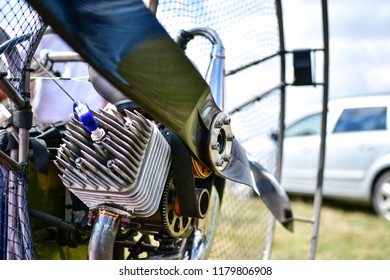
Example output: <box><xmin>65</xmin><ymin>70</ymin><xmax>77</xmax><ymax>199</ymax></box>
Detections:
<box><xmin>27</xmin><ymin>0</ymin><xmax>293</xmax><ymax>230</ymax></box>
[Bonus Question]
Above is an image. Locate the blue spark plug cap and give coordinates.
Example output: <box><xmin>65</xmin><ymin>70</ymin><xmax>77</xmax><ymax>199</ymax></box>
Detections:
<box><xmin>73</xmin><ymin>100</ymin><xmax>99</xmax><ymax>132</ymax></box>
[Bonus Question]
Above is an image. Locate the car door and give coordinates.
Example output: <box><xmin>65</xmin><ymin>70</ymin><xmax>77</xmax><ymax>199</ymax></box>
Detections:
<box><xmin>281</xmin><ymin>112</ymin><xmax>322</xmax><ymax>193</ymax></box>
<box><xmin>324</xmin><ymin>106</ymin><xmax>388</xmax><ymax>194</ymax></box>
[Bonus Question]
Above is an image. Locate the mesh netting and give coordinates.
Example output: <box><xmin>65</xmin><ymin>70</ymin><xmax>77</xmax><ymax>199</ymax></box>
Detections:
<box><xmin>208</xmin><ymin>185</ymin><xmax>270</xmax><ymax>259</ymax></box>
<box><xmin>0</xmin><ymin>0</ymin><xmax>45</xmax><ymax>260</ymax></box>
<box><xmin>156</xmin><ymin>0</ymin><xmax>280</xmax><ymax>76</ymax></box>
<box><xmin>0</xmin><ymin>0</ymin><xmax>44</xmax><ymax>92</ymax></box>
<box><xmin>0</xmin><ymin>163</ymin><xmax>34</xmax><ymax>260</ymax></box>
<box><xmin>230</xmin><ymin>89</ymin><xmax>281</xmax><ymax>175</ymax></box>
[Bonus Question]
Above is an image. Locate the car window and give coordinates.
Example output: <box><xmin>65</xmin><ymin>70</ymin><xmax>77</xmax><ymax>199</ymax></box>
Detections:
<box><xmin>285</xmin><ymin>113</ymin><xmax>322</xmax><ymax>137</ymax></box>
<box><xmin>333</xmin><ymin>107</ymin><xmax>387</xmax><ymax>133</ymax></box>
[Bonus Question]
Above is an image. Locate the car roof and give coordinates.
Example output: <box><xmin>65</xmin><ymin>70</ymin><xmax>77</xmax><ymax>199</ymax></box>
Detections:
<box><xmin>286</xmin><ymin>93</ymin><xmax>390</xmax><ymax>129</ymax></box>
<box><xmin>287</xmin><ymin>93</ymin><xmax>390</xmax><ymax>126</ymax></box>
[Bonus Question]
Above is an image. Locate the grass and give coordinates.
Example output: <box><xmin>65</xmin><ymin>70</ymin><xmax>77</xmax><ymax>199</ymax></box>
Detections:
<box><xmin>271</xmin><ymin>196</ymin><xmax>390</xmax><ymax>260</ymax></box>
<box><xmin>29</xmin><ymin>171</ymin><xmax>390</xmax><ymax>260</ymax></box>
<box><xmin>209</xmin><ymin>185</ymin><xmax>270</xmax><ymax>260</ymax></box>
<box><xmin>209</xmin><ymin>185</ymin><xmax>390</xmax><ymax>260</ymax></box>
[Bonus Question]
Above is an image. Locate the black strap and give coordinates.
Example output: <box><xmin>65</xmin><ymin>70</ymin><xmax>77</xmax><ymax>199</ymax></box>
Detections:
<box><xmin>167</xmin><ymin>130</ymin><xmax>200</xmax><ymax>218</ymax></box>
<box><xmin>13</xmin><ymin>110</ymin><xmax>33</xmax><ymax>129</ymax></box>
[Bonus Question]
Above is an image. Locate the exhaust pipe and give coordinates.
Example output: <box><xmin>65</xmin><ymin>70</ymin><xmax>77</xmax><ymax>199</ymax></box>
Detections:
<box><xmin>88</xmin><ymin>209</ymin><xmax>121</xmax><ymax>260</ymax></box>
<box><xmin>195</xmin><ymin>188</ymin><xmax>210</xmax><ymax>219</ymax></box>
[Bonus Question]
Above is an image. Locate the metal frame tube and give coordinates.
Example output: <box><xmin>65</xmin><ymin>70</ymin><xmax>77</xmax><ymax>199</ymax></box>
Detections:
<box><xmin>187</xmin><ymin>27</ymin><xmax>225</xmax><ymax>110</ymax></box>
<box><xmin>263</xmin><ymin>0</ymin><xmax>286</xmax><ymax>260</ymax></box>
<box><xmin>6</xmin><ymin>149</ymin><xmax>19</xmax><ymax>260</ymax></box>
<box><xmin>0</xmin><ymin>151</ymin><xmax>21</xmax><ymax>171</ymax></box>
<box><xmin>46</xmin><ymin>51</ymin><xmax>83</xmax><ymax>62</ymax></box>
<box><xmin>309</xmin><ymin>0</ymin><xmax>329</xmax><ymax>260</ymax></box>
<box><xmin>0</xmin><ymin>78</ymin><xmax>25</xmax><ymax>109</ymax></box>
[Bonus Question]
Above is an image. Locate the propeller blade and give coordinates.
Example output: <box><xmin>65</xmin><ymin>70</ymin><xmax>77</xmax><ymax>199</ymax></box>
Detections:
<box><xmin>29</xmin><ymin>1</ymin><xmax>211</xmax><ymax>158</ymax></box>
<box><xmin>28</xmin><ymin>0</ymin><xmax>246</xmax><ymax>179</ymax></box>
<box><xmin>27</xmin><ymin>0</ymin><xmax>293</xmax><ymax>228</ymax></box>
<box><xmin>249</xmin><ymin>159</ymin><xmax>293</xmax><ymax>231</ymax></box>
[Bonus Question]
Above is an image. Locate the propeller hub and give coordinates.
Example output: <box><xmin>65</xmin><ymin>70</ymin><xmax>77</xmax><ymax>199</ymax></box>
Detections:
<box><xmin>208</xmin><ymin>112</ymin><xmax>234</xmax><ymax>171</ymax></box>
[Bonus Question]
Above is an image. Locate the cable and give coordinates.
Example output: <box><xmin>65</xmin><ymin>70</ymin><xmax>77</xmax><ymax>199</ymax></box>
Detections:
<box><xmin>32</xmin><ymin>56</ymin><xmax>75</xmax><ymax>102</ymax></box>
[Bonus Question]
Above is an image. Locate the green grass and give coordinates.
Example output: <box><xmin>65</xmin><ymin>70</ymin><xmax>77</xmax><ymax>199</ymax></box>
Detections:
<box><xmin>271</xmin><ymin>196</ymin><xmax>390</xmax><ymax>260</ymax></box>
<box><xmin>29</xmin><ymin>171</ymin><xmax>390</xmax><ymax>260</ymax></box>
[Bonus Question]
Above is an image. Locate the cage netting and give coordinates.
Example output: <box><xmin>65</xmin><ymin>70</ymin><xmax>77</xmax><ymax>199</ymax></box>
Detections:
<box><xmin>0</xmin><ymin>0</ymin><xmax>45</xmax><ymax>260</ymax></box>
<box><xmin>0</xmin><ymin>0</ymin><xmax>283</xmax><ymax>260</ymax></box>
<box><xmin>156</xmin><ymin>0</ymin><xmax>280</xmax><ymax>75</ymax></box>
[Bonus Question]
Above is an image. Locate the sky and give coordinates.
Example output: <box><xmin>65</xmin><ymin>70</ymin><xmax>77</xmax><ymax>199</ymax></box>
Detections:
<box><xmin>280</xmin><ymin>0</ymin><xmax>390</xmax><ymax>119</ymax></box>
<box><xmin>222</xmin><ymin>0</ymin><xmax>390</xmax><ymax>120</ymax></box>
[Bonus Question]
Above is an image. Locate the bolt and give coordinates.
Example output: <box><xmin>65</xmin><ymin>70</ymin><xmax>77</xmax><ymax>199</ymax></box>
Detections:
<box><xmin>120</xmin><ymin>217</ymin><xmax>131</xmax><ymax>231</ymax></box>
<box><xmin>75</xmin><ymin>157</ymin><xmax>84</xmax><ymax>169</ymax></box>
<box><xmin>107</xmin><ymin>159</ymin><xmax>115</xmax><ymax>169</ymax></box>
<box><xmin>223</xmin><ymin>117</ymin><xmax>231</xmax><ymax>125</ymax></box>
<box><xmin>124</xmin><ymin>120</ymin><xmax>132</xmax><ymax>129</ymax></box>
<box><xmin>214</xmin><ymin>158</ymin><xmax>224</xmax><ymax>167</ymax></box>
<box><xmin>222</xmin><ymin>154</ymin><xmax>232</xmax><ymax>162</ymax></box>
<box><xmin>227</xmin><ymin>133</ymin><xmax>235</xmax><ymax>141</ymax></box>
<box><xmin>214</xmin><ymin>120</ymin><xmax>223</xmax><ymax>128</ymax></box>
<box><xmin>211</xmin><ymin>142</ymin><xmax>221</xmax><ymax>150</ymax></box>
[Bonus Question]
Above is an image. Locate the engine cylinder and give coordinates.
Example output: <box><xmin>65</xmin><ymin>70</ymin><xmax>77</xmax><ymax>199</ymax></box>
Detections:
<box><xmin>55</xmin><ymin>107</ymin><xmax>171</xmax><ymax>218</ymax></box>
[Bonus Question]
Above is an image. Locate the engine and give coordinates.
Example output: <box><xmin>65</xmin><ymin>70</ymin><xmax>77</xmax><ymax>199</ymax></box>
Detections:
<box><xmin>54</xmin><ymin>106</ymin><xmax>171</xmax><ymax>218</ymax></box>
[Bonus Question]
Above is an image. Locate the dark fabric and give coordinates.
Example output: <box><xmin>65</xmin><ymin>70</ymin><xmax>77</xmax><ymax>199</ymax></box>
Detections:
<box><xmin>0</xmin><ymin>130</ymin><xmax>9</xmax><ymax>151</ymax></box>
<box><xmin>30</xmin><ymin>138</ymin><xmax>49</xmax><ymax>175</ymax></box>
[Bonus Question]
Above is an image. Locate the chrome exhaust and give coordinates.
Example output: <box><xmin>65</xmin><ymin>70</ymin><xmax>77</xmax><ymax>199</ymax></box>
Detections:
<box><xmin>88</xmin><ymin>209</ymin><xmax>121</xmax><ymax>260</ymax></box>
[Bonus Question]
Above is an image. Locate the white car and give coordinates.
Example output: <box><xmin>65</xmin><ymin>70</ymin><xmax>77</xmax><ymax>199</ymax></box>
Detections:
<box><xmin>281</xmin><ymin>94</ymin><xmax>390</xmax><ymax>220</ymax></box>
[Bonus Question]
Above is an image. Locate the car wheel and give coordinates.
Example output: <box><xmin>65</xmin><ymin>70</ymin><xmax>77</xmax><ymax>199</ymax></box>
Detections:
<box><xmin>372</xmin><ymin>171</ymin><xmax>390</xmax><ymax>221</ymax></box>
